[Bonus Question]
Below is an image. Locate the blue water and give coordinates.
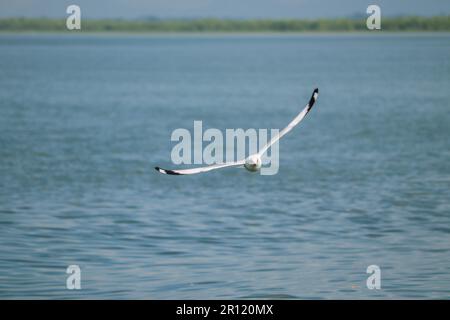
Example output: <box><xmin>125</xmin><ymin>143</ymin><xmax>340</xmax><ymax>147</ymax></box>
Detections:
<box><xmin>0</xmin><ymin>33</ymin><xmax>449</xmax><ymax>299</ymax></box>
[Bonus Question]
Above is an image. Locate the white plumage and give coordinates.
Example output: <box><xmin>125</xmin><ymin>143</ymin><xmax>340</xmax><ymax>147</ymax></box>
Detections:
<box><xmin>155</xmin><ymin>88</ymin><xmax>319</xmax><ymax>175</ymax></box>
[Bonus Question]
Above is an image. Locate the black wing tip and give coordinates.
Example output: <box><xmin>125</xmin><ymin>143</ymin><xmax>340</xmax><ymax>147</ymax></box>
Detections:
<box><xmin>307</xmin><ymin>88</ymin><xmax>319</xmax><ymax>111</ymax></box>
<box><xmin>155</xmin><ymin>166</ymin><xmax>182</xmax><ymax>175</ymax></box>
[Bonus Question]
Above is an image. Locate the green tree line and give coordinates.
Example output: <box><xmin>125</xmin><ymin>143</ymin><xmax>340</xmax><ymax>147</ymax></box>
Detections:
<box><xmin>0</xmin><ymin>16</ymin><xmax>449</xmax><ymax>32</ymax></box>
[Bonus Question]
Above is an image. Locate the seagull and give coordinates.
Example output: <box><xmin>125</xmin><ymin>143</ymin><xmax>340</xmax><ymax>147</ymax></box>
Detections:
<box><xmin>155</xmin><ymin>88</ymin><xmax>319</xmax><ymax>175</ymax></box>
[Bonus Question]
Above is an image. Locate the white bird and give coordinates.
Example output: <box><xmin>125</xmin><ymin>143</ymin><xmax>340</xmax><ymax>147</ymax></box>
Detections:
<box><xmin>155</xmin><ymin>88</ymin><xmax>319</xmax><ymax>175</ymax></box>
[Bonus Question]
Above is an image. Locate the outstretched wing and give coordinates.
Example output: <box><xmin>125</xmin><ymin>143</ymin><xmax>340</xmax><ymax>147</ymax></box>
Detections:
<box><xmin>258</xmin><ymin>88</ymin><xmax>319</xmax><ymax>157</ymax></box>
<box><xmin>155</xmin><ymin>160</ymin><xmax>245</xmax><ymax>175</ymax></box>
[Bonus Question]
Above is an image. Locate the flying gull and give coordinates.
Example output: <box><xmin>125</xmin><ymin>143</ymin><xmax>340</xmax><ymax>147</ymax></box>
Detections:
<box><xmin>155</xmin><ymin>88</ymin><xmax>319</xmax><ymax>175</ymax></box>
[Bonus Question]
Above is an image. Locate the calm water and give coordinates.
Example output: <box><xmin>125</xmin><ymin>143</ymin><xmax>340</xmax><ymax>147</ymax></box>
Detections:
<box><xmin>0</xmin><ymin>33</ymin><xmax>449</xmax><ymax>299</ymax></box>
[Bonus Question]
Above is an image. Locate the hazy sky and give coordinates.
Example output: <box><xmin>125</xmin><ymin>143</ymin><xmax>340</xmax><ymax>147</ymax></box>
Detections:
<box><xmin>0</xmin><ymin>0</ymin><xmax>449</xmax><ymax>19</ymax></box>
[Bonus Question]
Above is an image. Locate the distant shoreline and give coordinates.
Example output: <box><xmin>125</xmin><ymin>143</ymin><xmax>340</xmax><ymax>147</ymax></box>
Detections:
<box><xmin>0</xmin><ymin>16</ymin><xmax>449</xmax><ymax>33</ymax></box>
<box><xmin>1</xmin><ymin>32</ymin><xmax>449</xmax><ymax>38</ymax></box>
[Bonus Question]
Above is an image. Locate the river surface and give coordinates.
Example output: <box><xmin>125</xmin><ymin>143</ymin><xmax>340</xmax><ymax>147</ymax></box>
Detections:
<box><xmin>0</xmin><ymin>33</ymin><xmax>449</xmax><ymax>299</ymax></box>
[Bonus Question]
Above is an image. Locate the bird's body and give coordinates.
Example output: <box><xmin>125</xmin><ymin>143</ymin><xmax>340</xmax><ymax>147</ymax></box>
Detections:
<box><xmin>155</xmin><ymin>88</ymin><xmax>319</xmax><ymax>175</ymax></box>
<box><xmin>244</xmin><ymin>155</ymin><xmax>262</xmax><ymax>172</ymax></box>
